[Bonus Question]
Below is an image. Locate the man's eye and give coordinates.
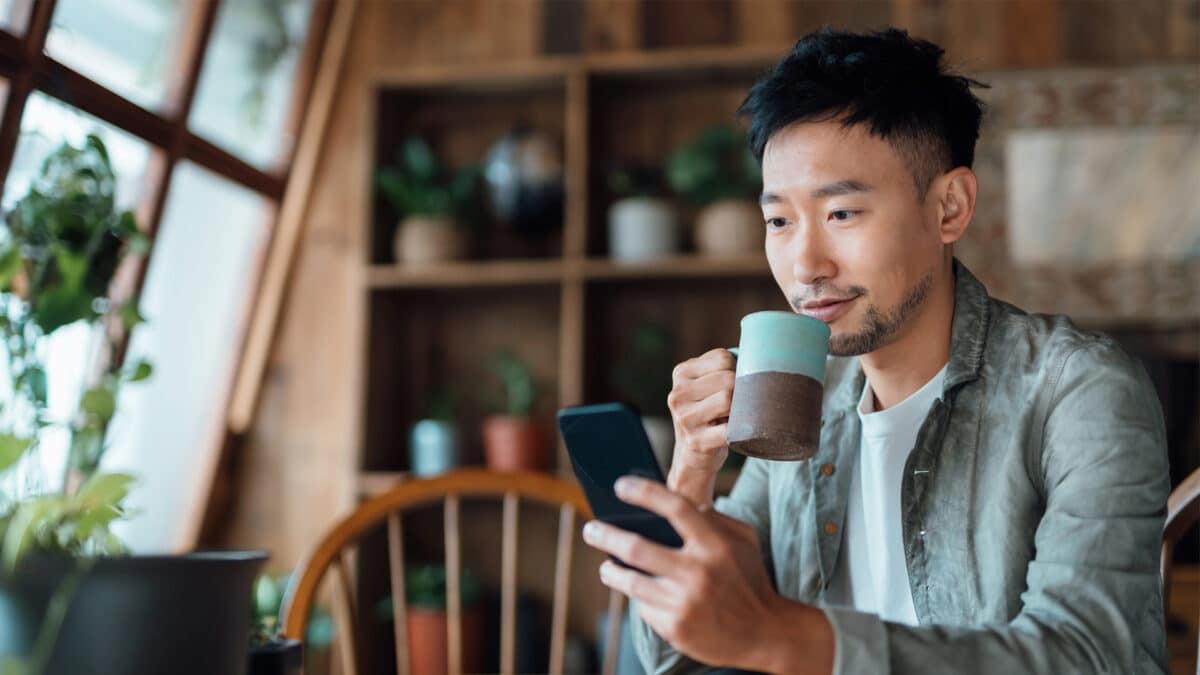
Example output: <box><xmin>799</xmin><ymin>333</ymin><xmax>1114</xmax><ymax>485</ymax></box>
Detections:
<box><xmin>829</xmin><ymin>209</ymin><xmax>858</xmax><ymax>222</ymax></box>
<box><xmin>765</xmin><ymin>217</ymin><xmax>788</xmax><ymax>230</ymax></box>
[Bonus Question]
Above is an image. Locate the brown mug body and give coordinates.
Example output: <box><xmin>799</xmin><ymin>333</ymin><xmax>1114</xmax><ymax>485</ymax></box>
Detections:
<box><xmin>727</xmin><ymin>370</ymin><xmax>823</xmax><ymax>460</ymax></box>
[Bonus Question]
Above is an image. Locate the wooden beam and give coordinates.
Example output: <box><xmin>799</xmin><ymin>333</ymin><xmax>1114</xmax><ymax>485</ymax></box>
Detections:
<box><xmin>227</xmin><ymin>0</ymin><xmax>360</xmax><ymax>433</ymax></box>
<box><xmin>0</xmin><ymin>0</ymin><xmax>56</xmax><ymax>193</ymax></box>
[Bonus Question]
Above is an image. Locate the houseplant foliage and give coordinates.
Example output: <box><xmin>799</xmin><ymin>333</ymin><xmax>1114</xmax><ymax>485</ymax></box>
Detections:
<box><xmin>482</xmin><ymin>350</ymin><xmax>548</xmax><ymax>472</ymax></box>
<box><xmin>376</xmin><ymin>136</ymin><xmax>482</xmax><ymax>264</ymax></box>
<box><xmin>0</xmin><ymin>135</ymin><xmax>265</xmax><ymax>675</ymax></box>
<box><xmin>0</xmin><ymin>134</ymin><xmax>151</xmax><ymax>569</ymax></box>
<box><xmin>665</xmin><ymin>124</ymin><xmax>763</xmax><ymax>256</ymax></box>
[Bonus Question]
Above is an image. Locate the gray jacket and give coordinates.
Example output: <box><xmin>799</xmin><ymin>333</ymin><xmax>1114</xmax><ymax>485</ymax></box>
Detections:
<box><xmin>631</xmin><ymin>261</ymin><xmax>1169</xmax><ymax>674</ymax></box>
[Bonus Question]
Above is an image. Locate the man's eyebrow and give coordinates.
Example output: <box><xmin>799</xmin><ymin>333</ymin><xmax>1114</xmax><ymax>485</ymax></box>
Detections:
<box><xmin>811</xmin><ymin>180</ymin><xmax>872</xmax><ymax>199</ymax></box>
<box><xmin>759</xmin><ymin>180</ymin><xmax>874</xmax><ymax>206</ymax></box>
<box><xmin>758</xmin><ymin>192</ymin><xmax>782</xmax><ymax>207</ymax></box>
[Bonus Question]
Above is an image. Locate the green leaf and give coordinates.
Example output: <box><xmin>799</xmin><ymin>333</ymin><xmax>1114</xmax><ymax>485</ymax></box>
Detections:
<box><xmin>124</xmin><ymin>359</ymin><xmax>153</xmax><ymax>383</ymax></box>
<box><xmin>81</xmin><ymin>385</ymin><xmax>116</xmax><ymax>422</ymax></box>
<box><xmin>119</xmin><ymin>300</ymin><xmax>147</xmax><ymax>331</ymax></box>
<box><xmin>23</xmin><ymin>366</ymin><xmax>47</xmax><ymax>406</ymax></box>
<box><xmin>73</xmin><ymin>502</ymin><xmax>121</xmax><ymax>541</ymax></box>
<box><xmin>67</xmin><ymin>427</ymin><xmax>104</xmax><ymax>472</ymax></box>
<box><xmin>75</xmin><ymin>472</ymin><xmax>135</xmax><ymax>510</ymax></box>
<box><xmin>2</xmin><ymin>497</ymin><xmax>62</xmax><ymax>573</ymax></box>
<box><xmin>0</xmin><ymin>433</ymin><xmax>33</xmax><ymax>473</ymax></box>
<box><xmin>401</xmin><ymin>137</ymin><xmax>438</xmax><ymax>182</ymax></box>
<box><xmin>33</xmin><ymin>285</ymin><xmax>96</xmax><ymax>334</ymax></box>
<box><xmin>0</xmin><ymin>242</ymin><xmax>22</xmax><ymax>290</ymax></box>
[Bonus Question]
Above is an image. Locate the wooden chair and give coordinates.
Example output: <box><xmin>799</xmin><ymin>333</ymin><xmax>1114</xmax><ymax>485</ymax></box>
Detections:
<box><xmin>280</xmin><ymin>468</ymin><xmax>627</xmax><ymax>675</ymax></box>
<box><xmin>1163</xmin><ymin>466</ymin><xmax>1200</xmax><ymax>675</ymax></box>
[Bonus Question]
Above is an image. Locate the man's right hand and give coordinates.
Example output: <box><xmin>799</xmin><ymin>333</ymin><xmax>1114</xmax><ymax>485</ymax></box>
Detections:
<box><xmin>665</xmin><ymin>347</ymin><xmax>737</xmax><ymax>507</ymax></box>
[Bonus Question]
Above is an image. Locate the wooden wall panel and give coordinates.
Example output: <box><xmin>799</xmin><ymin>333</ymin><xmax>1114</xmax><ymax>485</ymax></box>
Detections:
<box><xmin>583</xmin><ymin>0</ymin><xmax>643</xmax><ymax>51</ymax></box>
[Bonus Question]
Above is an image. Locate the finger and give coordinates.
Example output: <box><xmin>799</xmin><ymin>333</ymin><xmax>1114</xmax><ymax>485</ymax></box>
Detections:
<box><xmin>582</xmin><ymin>520</ymin><xmax>677</xmax><ymax>577</ymax></box>
<box><xmin>597</xmin><ymin>560</ymin><xmax>677</xmax><ymax>607</ymax></box>
<box><xmin>612</xmin><ymin>477</ymin><xmax>709</xmax><ymax>542</ymax></box>
<box><xmin>677</xmin><ymin>383</ymin><xmax>735</xmax><ymax>427</ymax></box>
<box><xmin>671</xmin><ymin>348</ymin><xmax>736</xmax><ymax>383</ymax></box>
<box><xmin>678</xmin><ymin>423</ymin><xmax>728</xmax><ymax>457</ymax></box>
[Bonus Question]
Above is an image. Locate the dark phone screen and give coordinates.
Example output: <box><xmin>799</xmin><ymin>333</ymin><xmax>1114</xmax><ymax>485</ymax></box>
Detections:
<box><xmin>557</xmin><ymin>402</ymin><xmax>684</xmax><ymax>568</ymax></box>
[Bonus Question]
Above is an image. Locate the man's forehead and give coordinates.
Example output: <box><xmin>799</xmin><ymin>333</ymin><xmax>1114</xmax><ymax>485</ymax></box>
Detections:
<box><xmin>761</xmin><ymin>121</ymin><xmax>906</xmax><ymax>189</ymax></box>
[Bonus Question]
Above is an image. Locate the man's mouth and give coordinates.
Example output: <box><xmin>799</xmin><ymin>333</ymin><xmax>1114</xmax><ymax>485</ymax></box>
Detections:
<box><xmin>798</xmin><ymin>296</ymin><xmax>859</xmax><ymax>323</ymax></box>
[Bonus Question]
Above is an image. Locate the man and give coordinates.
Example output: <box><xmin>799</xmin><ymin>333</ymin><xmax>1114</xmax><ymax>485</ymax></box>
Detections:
<box><xmin>581</xmin><ymin>28</ymin><xmax>1169</xmax><ymax>674</ymax></box>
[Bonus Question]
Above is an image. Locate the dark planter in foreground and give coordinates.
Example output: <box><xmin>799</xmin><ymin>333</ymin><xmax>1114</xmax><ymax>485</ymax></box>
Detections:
<box><xmin>0</xmin><ymin>550</ymin><xmax>267</xmax><ymax>675</ymax></box>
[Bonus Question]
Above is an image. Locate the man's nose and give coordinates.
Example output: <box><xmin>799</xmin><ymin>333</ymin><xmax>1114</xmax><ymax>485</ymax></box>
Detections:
<box><xmin>791</xmin><ymin>223</ymin><xmax>836</xmax><ymax>286</ymax></box>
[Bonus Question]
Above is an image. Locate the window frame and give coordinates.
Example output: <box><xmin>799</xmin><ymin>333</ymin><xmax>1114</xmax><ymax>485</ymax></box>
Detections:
<box><xmin>0</xmin><ymin>0</ymin><xmax>335</xmax><ymax>544</ymax></box>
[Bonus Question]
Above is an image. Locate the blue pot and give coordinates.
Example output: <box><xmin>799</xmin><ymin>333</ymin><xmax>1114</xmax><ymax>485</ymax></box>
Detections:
<box><xmin>409</xmin><ymin>419</ymin><xmax>460</xmax><ymax>477</ymax></box>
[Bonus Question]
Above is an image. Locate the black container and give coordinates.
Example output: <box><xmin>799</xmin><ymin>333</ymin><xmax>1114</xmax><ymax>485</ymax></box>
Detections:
<box><xmin>248</xmin><ymin>638</ymin><xmax>303</xmax><ymax>675</ymax></box>
<box><xmin>0</xmin><ymin>550</ymin><xmax>267</xmax><ymax>675</ymax></box>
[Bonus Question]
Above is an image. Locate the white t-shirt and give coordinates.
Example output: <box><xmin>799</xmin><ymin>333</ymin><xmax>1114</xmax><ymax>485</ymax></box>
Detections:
<box><xmin>825</xmin><ymin>364</ymin><xmax>948</xmax><ymax>625</ymax></box>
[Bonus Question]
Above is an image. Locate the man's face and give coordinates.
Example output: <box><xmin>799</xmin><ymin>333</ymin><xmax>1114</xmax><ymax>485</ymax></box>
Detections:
<box><xmin>760</xmin><ymin>120</ymin><xmax>946</xmax><ymax>357</ymax></box>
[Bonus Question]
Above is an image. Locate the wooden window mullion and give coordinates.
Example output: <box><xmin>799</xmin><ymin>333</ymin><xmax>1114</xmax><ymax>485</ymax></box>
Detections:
<box><xmin>0</xmin><ymin>0</ymin><xmax>57</xmax><ymax>192</ymax></box>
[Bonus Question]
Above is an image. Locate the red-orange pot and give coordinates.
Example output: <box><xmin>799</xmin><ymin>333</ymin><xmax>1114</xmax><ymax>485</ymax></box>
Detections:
<box><xmin>406</xmin><ymin>605</ymin><xmax>483</xmax><ymax>675</ymax></box>
<box><xmin>482</xmin><ymin>415</ymin><xmax>549</xmax><ymax>472</ymax></box>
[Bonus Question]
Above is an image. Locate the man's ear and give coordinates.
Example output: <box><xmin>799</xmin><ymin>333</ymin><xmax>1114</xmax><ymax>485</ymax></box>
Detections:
<box><xmin>933</xmin><ymin>167</ymin><xmax>977</xmax><ymax>245</ymax></box>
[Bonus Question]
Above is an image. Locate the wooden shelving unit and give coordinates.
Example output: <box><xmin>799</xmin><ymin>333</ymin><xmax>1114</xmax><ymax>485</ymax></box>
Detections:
<box><xmin>358</xmin><ymin>45</ymin><xmax>788</xmax><ymax>482</ymax></box>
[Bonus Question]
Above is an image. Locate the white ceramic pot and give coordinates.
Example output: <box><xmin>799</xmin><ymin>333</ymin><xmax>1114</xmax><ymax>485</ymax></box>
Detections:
<box><xmin>393</xmin><ymin>216</ymin><xmax>468</xmax><ymax>264</ymax></box>
<box><xmin>608</xmin><ymin>197</ymin><xmax>679</xmax><ymax>261</ymax></box>
<box><xmin>694</xmin><ymin>199</ymin><xmax>762</xmax><ymax>257</ymax></box>
<box><xmin>641</xmin><ymin>416</ymin><xmax>675</xmax><ymax>473</ymax></box>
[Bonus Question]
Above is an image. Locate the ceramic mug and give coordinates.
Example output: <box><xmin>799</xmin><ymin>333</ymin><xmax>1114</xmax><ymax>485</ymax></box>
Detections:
<box><xmin>727</xmin><ymin>311</ymin><xmax>830</xmax><ymax>461</ymax></box>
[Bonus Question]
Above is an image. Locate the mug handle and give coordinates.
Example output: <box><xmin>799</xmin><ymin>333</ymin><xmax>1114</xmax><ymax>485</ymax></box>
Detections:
<box><xmin>727</xmin><ymin>347</ymin><xmax>739</xmax><ymax>358</ymax></box>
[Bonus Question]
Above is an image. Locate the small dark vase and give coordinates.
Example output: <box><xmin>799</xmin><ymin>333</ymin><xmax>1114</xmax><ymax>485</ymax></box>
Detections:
<box><xmin>0</xmin><ymin>550</ymin><xmax>267</xmax><ymax>675</ymax></box>
<box><xmin>248</xmin><ymin>638</ymin><xmax>303</xmax><ymax>675</ymax></box>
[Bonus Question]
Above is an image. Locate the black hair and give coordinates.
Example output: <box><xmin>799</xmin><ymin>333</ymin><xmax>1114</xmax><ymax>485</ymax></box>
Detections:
<box><xmin>737</xmin><ymin>27</ymin><xmax>987</xmax><ymax>197</ymax></box>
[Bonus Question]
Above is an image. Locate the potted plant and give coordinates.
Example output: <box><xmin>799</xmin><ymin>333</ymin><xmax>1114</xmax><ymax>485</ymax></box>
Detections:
<box><xmin>612</xmin><ymin>321</ymin><xmax>676</xmax><ymax>471</ymax></box>
<box><xmin>409</xmin><ymin>385</ymin><xmax>461</xmax><ymax>477</ymax></box>
<box><xmin>0</xmin><ymin>135</ymin><xmax>266</xmax><ymax>675</ymax></box>
<box><xmin>666</xmin><ymin>124</ymin><xmax>763</xmax><ymax>257</ymax></box>
<box><xmin>376</xmin><ymin>136</ymin><xmax>482</xmax><ymax>265</ymax></box>
<box><xmin>606</xmin><ymin>165</ymin><xmax>679</xmax><ymax>261</ymax></box>
<box><xmin>481</xmin><ymin>351</ymin><xmax>549</xmax><ymax>472</ymax></box>
<box><xmin>376</xmin><ymin>564</ymin><xmax>484</xmax><ymax>675</ymax></box>
<box><xmin>248</xmin><ymin>573</ymin><xmax>304</xmax><ymax>675</ymax></box>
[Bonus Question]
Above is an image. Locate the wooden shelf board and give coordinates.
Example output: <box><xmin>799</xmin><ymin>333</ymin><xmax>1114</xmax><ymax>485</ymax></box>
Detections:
<box><xmin>584</xmin><ymin>45</ymin><xmax>784</xmax><ymax>76</ymax></box>
<box><xmin>357</xmin><ymin>471</ymin><xmax>411</xmax><ymax>497</ymax></box>
<box><xmin>370</xmin><ymin>45</ymin><xmax>785</xmax><ymax>91</ymax></box>
<box><xmin>583</xmin><ymin>254</ymin><xmax>771</xmax><ymax>281</ymax></box>
<box><xmin>367</xmin><ymin>259</ymin><xmax>566</xmax><ymax>288</ymax></box>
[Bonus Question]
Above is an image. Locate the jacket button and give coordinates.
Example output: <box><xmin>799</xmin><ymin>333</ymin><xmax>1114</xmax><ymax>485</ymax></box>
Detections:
<box><xmin>824</xmin><ymin>521</ymin><xmax>838</xmax><ymax>536</ymax></box>
<box><xmin>820</xmin><ymin>463</ymin><xmax>835</xmax><ymax>477</ymax></box>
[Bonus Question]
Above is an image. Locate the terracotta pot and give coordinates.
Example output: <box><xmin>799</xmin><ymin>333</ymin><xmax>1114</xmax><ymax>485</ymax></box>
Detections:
<box><xmin>394</xmin><ymin>216</ymin><xmax>468</xmax><ymax>264</ymax></box>
<box><xmin>482</xmin><ymin>415</ymin><xmax>549</xmax><ymax>472</ymax></box>
<box><xmin>407</xmin><ymin>605</ymin><xmax>483</xmax><ymax>675</ymax></box>
<box><xmin>694</xmin><ymin>199</ymin><xmax>762</xmax><ymax>256</ymax></box>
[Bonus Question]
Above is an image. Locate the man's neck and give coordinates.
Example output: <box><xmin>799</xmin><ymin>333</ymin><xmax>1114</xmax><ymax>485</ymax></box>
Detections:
<box><xmin>858</xmin><ymin>267</ymin><xmax>956</xmax><ymax>411</ymax></box>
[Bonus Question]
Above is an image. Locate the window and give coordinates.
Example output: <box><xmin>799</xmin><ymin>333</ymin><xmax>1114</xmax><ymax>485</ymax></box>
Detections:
<box><xmin>0</xmin><ymin>0</ymin><xmax>329</xmax><ymax>550</ymax></box>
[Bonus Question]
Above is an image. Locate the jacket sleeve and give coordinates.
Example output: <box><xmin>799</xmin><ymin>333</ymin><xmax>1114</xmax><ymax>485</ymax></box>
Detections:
<box><xmin>826</xmin><ymin>341</ymin><xmax>1170</xmax><ymax>675</ymax></box>
<box><xmin>629</xmin><ymin>457</ymin><xmax>774</xmax><ymax>675</ymax></box>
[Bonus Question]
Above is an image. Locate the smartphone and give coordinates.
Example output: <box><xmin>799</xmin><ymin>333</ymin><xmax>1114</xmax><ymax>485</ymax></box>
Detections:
<box><xmin>557</xmin><ymin>402</ymin><xmax>684</xmax><ymax>572</ymax></box>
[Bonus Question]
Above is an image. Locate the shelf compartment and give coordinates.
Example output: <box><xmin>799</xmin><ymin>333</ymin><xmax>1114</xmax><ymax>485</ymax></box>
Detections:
<box><xmin>362</xmin><ymin>286</ymin><xmax>562</xmax><ymax>473</ymax></box>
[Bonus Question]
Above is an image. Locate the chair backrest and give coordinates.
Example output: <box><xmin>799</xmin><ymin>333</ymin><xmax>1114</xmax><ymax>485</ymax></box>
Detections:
<box><xmin>280</xmin><ymin>468</ymin><xmax>626</xmax><ymax>675</ymax></box>
<box><xmin>1162</xmin><ymin>465</ymin><xmax>1200</xmax><ymax>675</ymax></box>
